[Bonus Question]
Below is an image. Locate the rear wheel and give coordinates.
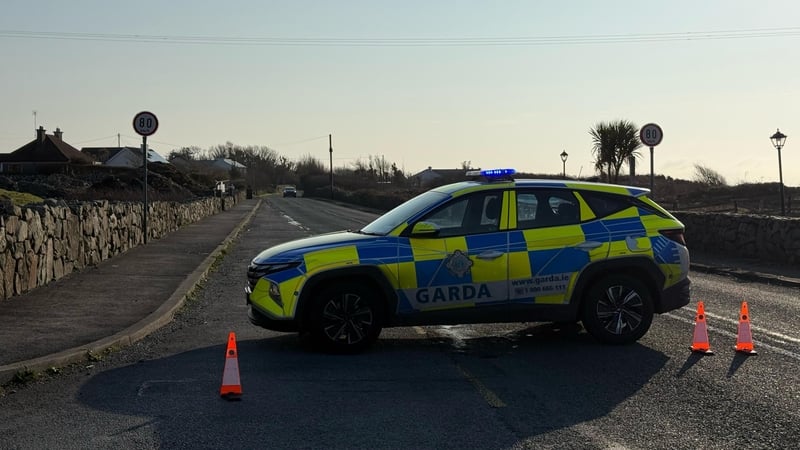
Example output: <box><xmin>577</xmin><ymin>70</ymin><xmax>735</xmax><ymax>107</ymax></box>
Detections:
<box><xmin>307</xmin><ymin>281</ymin><xmax>385</xmax><ymax>353</ymax></box>
<box><xmin>581</xmin><ymin>274</ymin><xmax>654</xmax><ymax>344</ymax></box>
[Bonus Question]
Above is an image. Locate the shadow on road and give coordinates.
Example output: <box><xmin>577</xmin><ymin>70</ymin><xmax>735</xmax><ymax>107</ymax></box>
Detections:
<box><xmin>78</xmin><ymin>325</ymin><xmax>668</xmax><ymax>448</ymax></box>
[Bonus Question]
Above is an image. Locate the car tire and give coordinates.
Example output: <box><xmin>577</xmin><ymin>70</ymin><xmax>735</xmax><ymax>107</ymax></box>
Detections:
<box><xmin>581</xmin><ymin>274</ymin><xmax>654</xmax><ymax>345</ymax></box>
<box><xmin>307</xmin><ymin>281</ymin><xmax>385</xmax><ymax>353</ymax></box>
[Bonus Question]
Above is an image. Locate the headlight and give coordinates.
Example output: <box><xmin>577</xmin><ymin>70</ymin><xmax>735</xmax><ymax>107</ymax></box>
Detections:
<box><xmin>268</xmin><ymin>281</ymin><xmax>283</xmax><ymax>307</ymax></box>
<box><xmin>246</xmin><ymin>261</ymin><xmax>300</xmax><ymax>290</ymax></box>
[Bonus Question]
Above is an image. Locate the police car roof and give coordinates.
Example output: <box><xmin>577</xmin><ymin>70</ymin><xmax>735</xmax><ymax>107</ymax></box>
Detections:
<box><xmin>432</xmin><ymin>179</ymin><xmax>650</xmax><ymax>197</ymax></box>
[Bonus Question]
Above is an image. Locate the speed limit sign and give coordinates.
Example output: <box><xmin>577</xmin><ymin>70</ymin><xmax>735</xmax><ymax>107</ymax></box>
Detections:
<box><xmin>640</xmin><ymin>123</ymin><xmax>663</xmax><ymax>147</ymax></box>
<box><xmin>133</xmin><ymin>111</ymin><xmax>159</xmax><ymax>136</ymax></box>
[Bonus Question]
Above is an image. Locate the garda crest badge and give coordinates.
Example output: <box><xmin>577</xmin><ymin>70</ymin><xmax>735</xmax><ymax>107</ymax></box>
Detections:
<box><xmin>445</xmin><ymin>250</ymin><xmax>473</xmax><ymax>278</ymax></box>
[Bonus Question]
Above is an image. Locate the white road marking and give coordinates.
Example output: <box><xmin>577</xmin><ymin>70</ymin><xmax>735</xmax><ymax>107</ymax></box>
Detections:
<box><xmin>282</xmin><ymin>214</ymin><xmax>309</xmax><ymax>231</ymax></box>
<box><xmin>665</xmin><ymin>312</ymin><xmax>800</xmax><ymax>360</ymax></box>
<box><xmin>669</xmin><ymin>308</ymin><xmax>800</xmax><ymax>345</ymax></box>
<box><xmin>434</xmin><ymin>325</ymin><xmax>471</xmax><ymax>349</ymax></box>
<box><xmin>704</xmin><ymin>311</ymin><xmax>800</xmax><ymax>344</ymax></box>
<box><xmin>454</xmin><ymin>364</ymin><xmax>506</xmax><ymax>408</ymax></box>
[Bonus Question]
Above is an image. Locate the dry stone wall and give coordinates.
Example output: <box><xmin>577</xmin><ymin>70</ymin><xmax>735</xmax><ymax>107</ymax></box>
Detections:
<box><xmin>0</xmin><ymin>196</ymin><xmax>236</xmax><ymax>300</ymax></box>
<box><xmin>674</xmin><ymin>211</ymin><xmax>800</xmax><ymax>264</ymax></box>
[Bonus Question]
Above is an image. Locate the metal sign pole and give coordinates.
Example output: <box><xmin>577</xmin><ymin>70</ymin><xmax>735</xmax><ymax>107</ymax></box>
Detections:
<box><xmin>133</xmin><ymin>111</ymin><xmax>158</xmax><ymax>244</ymax></box>
<box><xmin>143</xmin><ymin>135</ymin><xmax>148</xmax><ymax>244</ymax></box>
<box><xmin>639</xmin><ymin>123</ymin><xmax>663</xmax><ymax>199</ymax></box>
<box><xmin>649</xmin><ymin>146</ymin><xmax>654</xmax><ymax>195</ymax></box>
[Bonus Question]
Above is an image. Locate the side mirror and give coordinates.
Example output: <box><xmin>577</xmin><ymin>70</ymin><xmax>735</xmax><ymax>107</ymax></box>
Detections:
<box><xmin>410</xmin><ymin>221</ymin><xmax>440</xmax><ymax>237</ymax></box>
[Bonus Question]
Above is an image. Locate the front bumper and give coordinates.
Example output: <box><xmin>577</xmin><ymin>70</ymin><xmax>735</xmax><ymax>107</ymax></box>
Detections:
<box><xmin>247</xmin><ymin>293</ymin><xmax>298</xmax><ymax>332</ymax></box>
<box><xmin>656</xmin><ymin>277</ymin><xmax>691</xmax><ymax>313</ymax></box>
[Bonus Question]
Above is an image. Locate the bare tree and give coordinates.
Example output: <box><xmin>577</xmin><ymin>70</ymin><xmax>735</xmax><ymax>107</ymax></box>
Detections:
<box><xmin>371</xmin><ymin>155</ymin><xmax>391</xmax><ymax>182</ymax></box>
<box><xmin>693</xmin><ymin>164</ymin><xmax>727</xmax><ymax>186</ymax></box>
<box><xmin>168</xmin><ymin>146</ymin><xmax>202</xmax><ymax>161</ymax></box>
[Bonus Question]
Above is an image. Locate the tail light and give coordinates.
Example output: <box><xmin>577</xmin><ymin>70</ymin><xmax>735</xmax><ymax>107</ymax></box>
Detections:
<box><xmin>660</xmin><ymin>229</ymin><xmax>686</xmax><ymax>246</ymax></box>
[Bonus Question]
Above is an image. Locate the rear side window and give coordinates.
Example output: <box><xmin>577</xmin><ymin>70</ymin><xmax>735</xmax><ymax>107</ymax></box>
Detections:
<box><xmin>579</xmin><ymin>190</ymin><xmax>668</xmax><ymax>219</ymax></box>
<box><xmin>516</xmin><ymin>189</ymin><xmax>580</xmax><ymax>229</ymax></box>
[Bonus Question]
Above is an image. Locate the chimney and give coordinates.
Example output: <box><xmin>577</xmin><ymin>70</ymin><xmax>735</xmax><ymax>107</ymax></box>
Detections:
<box><xmin>54</xmin><ymin>128</ymin><xmax>63</xmax><ymax>140</ymax></box>
<box><xmin>36</xmin><ymin>126</ymin><xmax>46</xmax><ymax>142</ymax></box>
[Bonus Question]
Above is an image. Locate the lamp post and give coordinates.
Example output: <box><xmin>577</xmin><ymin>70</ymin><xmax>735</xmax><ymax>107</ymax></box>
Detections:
<box><xmin>560</xmin><ymin>150</ymin><xmax>568</xmax><ymax>178</ymax></box>
<box><xmin>770</xmin><ymin>129</ymin><xmax>787</xmax><ymax>215</ymax></box>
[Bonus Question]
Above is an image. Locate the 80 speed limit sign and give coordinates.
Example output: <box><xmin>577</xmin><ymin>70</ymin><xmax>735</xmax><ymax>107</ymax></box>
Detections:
<box><xmin>640</xmin><ymin>123</ymin><xmax>663</xmax><ymax>147</ymax></box>
<box><xmin>133</xmin><ymin>111</ymin><xmax>159</xmax><ymax>137</ymax></box>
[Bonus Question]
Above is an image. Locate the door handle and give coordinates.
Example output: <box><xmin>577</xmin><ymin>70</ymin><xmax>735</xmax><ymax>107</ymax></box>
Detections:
<box><xmin>477</xmin><ymin>250</ymin><xmax>504</xmax><ymax>260</ymax></box>
<box><xmin>576</xmin><ymin>241</ymin><xmax>602</xmax><ymax>252</ymax></box>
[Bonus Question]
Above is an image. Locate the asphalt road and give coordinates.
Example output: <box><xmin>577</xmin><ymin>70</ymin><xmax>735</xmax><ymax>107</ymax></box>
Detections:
<box><xmin>1</xmin><ymin>197</ymin><xmax>799</xmax><ymax>449</ymax></box>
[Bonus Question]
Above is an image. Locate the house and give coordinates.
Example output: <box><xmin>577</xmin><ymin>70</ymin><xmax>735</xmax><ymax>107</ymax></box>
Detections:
<box><xmin>81</xmin><ymin>146</ymin><xmax>169</xmax><ymax>168</ymax></box>
<box><xmin>169</xmin><ymin>155</ymin><xmax>198</xmax><ymax>172</ymax></box>
<box><xmin>411</xmin><ymin>166</ymin><xmax>468</xmax><ymax>188</ymax></box>
<box><xmin>0</xmin><ymin>127</ymin><xmax>96</xmax><ymax>174</ymax></box>
<box><xmin>208</xmin><ymin>158</ymin><xmax>246</xmax><ymax>173</ymax></box>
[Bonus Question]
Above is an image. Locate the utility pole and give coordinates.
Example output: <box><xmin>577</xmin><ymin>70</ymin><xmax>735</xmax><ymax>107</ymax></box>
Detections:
<box><xmin>329</xmin><ymin>134</ymin><xmax>334</xmax><ymax>199</ymax></box>
<box><xmin>118</xmin><ymin>133</ymin><xmax>121</xmax><ymax>148</ymax></box>
<box><xmin>32</xmin><ymin>110</ymin><xmax>37</xmax><ymax>130</ymax></box>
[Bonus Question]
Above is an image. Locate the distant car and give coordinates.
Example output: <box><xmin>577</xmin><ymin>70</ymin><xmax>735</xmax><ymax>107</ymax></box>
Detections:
<box><xmin>247</xmin><ymin>168</ymin><xmax>690</xmax><ymax>353</ymax></box>
<box><xmin>282</xmin><ymin>186</ymin><xmax>297</xmax><ymax>198</ymax></box>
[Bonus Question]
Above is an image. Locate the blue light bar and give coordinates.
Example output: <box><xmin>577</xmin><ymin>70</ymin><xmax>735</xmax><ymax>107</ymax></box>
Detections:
<box><xmin>466</xmin><ymin>168</ymin><xmax>516</xmax><ymax>178</ymax></box>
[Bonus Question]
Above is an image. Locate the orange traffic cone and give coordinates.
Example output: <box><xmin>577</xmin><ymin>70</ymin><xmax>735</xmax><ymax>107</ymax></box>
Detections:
<box><xmin>735</xmin><ymin>302</ymin><xmax>757</xmax><ymax>355</ymax></box>
<box><xmin>220</xmin><ymin>331</ymin><xmax>243</xmax><ymax>399</ymax></box>
<box><xmin>690</xmin><ymin>301</ymin><xmax>714</xmax><ymax>354</ymax></box>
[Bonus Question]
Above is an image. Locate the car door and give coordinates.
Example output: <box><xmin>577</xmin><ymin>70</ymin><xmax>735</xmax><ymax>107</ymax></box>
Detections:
<box><xmin>399</xmin><ymin>190</ymin><xmax>509</xmax><ymax>313</ymax></box>
<box><xmin>508</xmin><ymin>189</ymin><xmax>607</xmax><ymax>305</ymax></box>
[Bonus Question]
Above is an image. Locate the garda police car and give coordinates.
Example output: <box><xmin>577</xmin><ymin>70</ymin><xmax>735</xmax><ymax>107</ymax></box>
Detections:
<box><xmin>246</xmin><ymin>169</ymin><xmax>690</xmax><ymax>352</ymax></box>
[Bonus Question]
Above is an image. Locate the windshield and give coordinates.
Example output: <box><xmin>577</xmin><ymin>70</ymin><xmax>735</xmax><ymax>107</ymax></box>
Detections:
<box><xmin>360</xmin><ymin>190</ymin><xmax>449</xmax><ymax>235</ymax></box>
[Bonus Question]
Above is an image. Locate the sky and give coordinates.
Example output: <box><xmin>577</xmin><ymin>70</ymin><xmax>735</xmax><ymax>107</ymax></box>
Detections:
<box><xmin>1</xmin><ymin>1</ymin><xmax>799</xmax><ymax>186</ymax></box>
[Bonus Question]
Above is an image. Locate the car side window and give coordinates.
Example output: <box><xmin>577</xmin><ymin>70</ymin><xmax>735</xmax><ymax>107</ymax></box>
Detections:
<box><xmin>420</xmin><ymin>192</ymin><xmax>502</xmax><ymax>237</ymax></box>
<box><xmin>579</xmin><ymin>190</ymin><xmax>635</xmax><ymax>218</ymax></box>
<box><xmin>425</xmin><ymin>197</ymin><xmax>468</xmax><ymax>232</ymax></box>
<box><xmin>516</xmin><ymin>190</ymin><xmax>580</xmax><ymax>229</ymax></box>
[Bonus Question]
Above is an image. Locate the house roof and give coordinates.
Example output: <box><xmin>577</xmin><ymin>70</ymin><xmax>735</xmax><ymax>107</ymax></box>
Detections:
<box><xmin>81</xmin><ymin>146</ymin><xmax>125</xmax><ymax>163</ymax></box>
<box><xmin>212</xmin><ymin>158</ymin><xmax>247</xmax><ymax>169</ymax></box>
<box><xmin>0</xmin><ymin>131</ymin><xmax>95</xmax><ymax>165</ymax></box>
<box><xmin>411</xmin><ymin>167</ymin><xmax>465</xmax><ymax>178</ymax></box>
<box><xmin>82</xmin><ymin>146</ymin><xmax>169</xmax><ymax>165</ymax></box>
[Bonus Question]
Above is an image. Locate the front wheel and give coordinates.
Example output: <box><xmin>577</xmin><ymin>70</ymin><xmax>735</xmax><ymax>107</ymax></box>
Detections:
<box><xmin>307</xmin><ymin>281</ymin><xmax>385</xmax><ymax>353</ymax></box>
<box><xmin>581</xmin><ymin>275</ymin><xmax>654</xmax><ymax>345</ymax></box>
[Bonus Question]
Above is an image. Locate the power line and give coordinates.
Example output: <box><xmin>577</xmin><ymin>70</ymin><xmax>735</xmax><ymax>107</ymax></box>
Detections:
<box><xmin>1</xmin><ymin>27</ymin><xmax>799</xmax><ymax>47</ymax></box>
<box><xmin>121</xmin><ymin>135</ymin><xmax>186</xmax><ymax>149</ymax></box>
<box><xmin>73</xmin><ymin>134</ymin><xmax>120</xmax><ymax>145</ymax></box>
<box><xmin>273</xmin><ymin>135</ymin><xmax>328</xmax><ymax>146</ymax></box>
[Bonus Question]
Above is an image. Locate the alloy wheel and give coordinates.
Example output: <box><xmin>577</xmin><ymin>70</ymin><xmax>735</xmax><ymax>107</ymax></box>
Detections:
<box><xmin>321</xmin><ymin>292</ymin><xmax>375</xmax><ymax>345</ymax></box>
<box><xmin>595</xmin><ymin>285</ymin><xmax>644</xmax><ymax>335</ymax></box>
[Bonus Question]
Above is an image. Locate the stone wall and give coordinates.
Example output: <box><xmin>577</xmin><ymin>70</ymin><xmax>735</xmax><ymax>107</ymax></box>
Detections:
<box><xmin>674</xmin><ymin>211</ymin><xmax>800</xmax><ymax>264</ymax></box>
<box><xmin>0</xmin><ymin>196</ymin><xmax>237</xmax><ymax>300</ymax></box>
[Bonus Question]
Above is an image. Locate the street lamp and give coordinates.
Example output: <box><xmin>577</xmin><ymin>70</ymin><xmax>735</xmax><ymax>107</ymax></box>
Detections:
<box><xmin>770</xmin><ymin>129</ymin><xmax>787</xmax><ymax>215</ymax></box>
<box><xmin>560</xmin><ymin>151</ymin><xmax>568</xmax><ymax>178</ymax></box>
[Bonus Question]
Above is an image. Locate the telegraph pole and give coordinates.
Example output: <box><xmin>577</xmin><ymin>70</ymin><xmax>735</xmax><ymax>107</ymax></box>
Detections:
<box><xmin>329</xmin><ymin>134</ymin><xmax>334</xmax><ymax>199</ymax></box>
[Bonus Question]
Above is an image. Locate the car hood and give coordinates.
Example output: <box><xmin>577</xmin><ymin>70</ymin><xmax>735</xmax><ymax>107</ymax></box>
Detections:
<box><xmin>252</xmin><ymin>231</ymin><xmax>379</xmax><ymax>264</ymax></box>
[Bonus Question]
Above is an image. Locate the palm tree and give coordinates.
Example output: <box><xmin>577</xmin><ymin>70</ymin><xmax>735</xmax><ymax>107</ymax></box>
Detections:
<box><xmin>589</xmin><ymin>122</ymin><xmax>615</xmax><ymax>182</ymax></box>
<box><xmin>589</xmin><ymin>120</ymin><xmax>642</xmax><ymax>183</ymax></box>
